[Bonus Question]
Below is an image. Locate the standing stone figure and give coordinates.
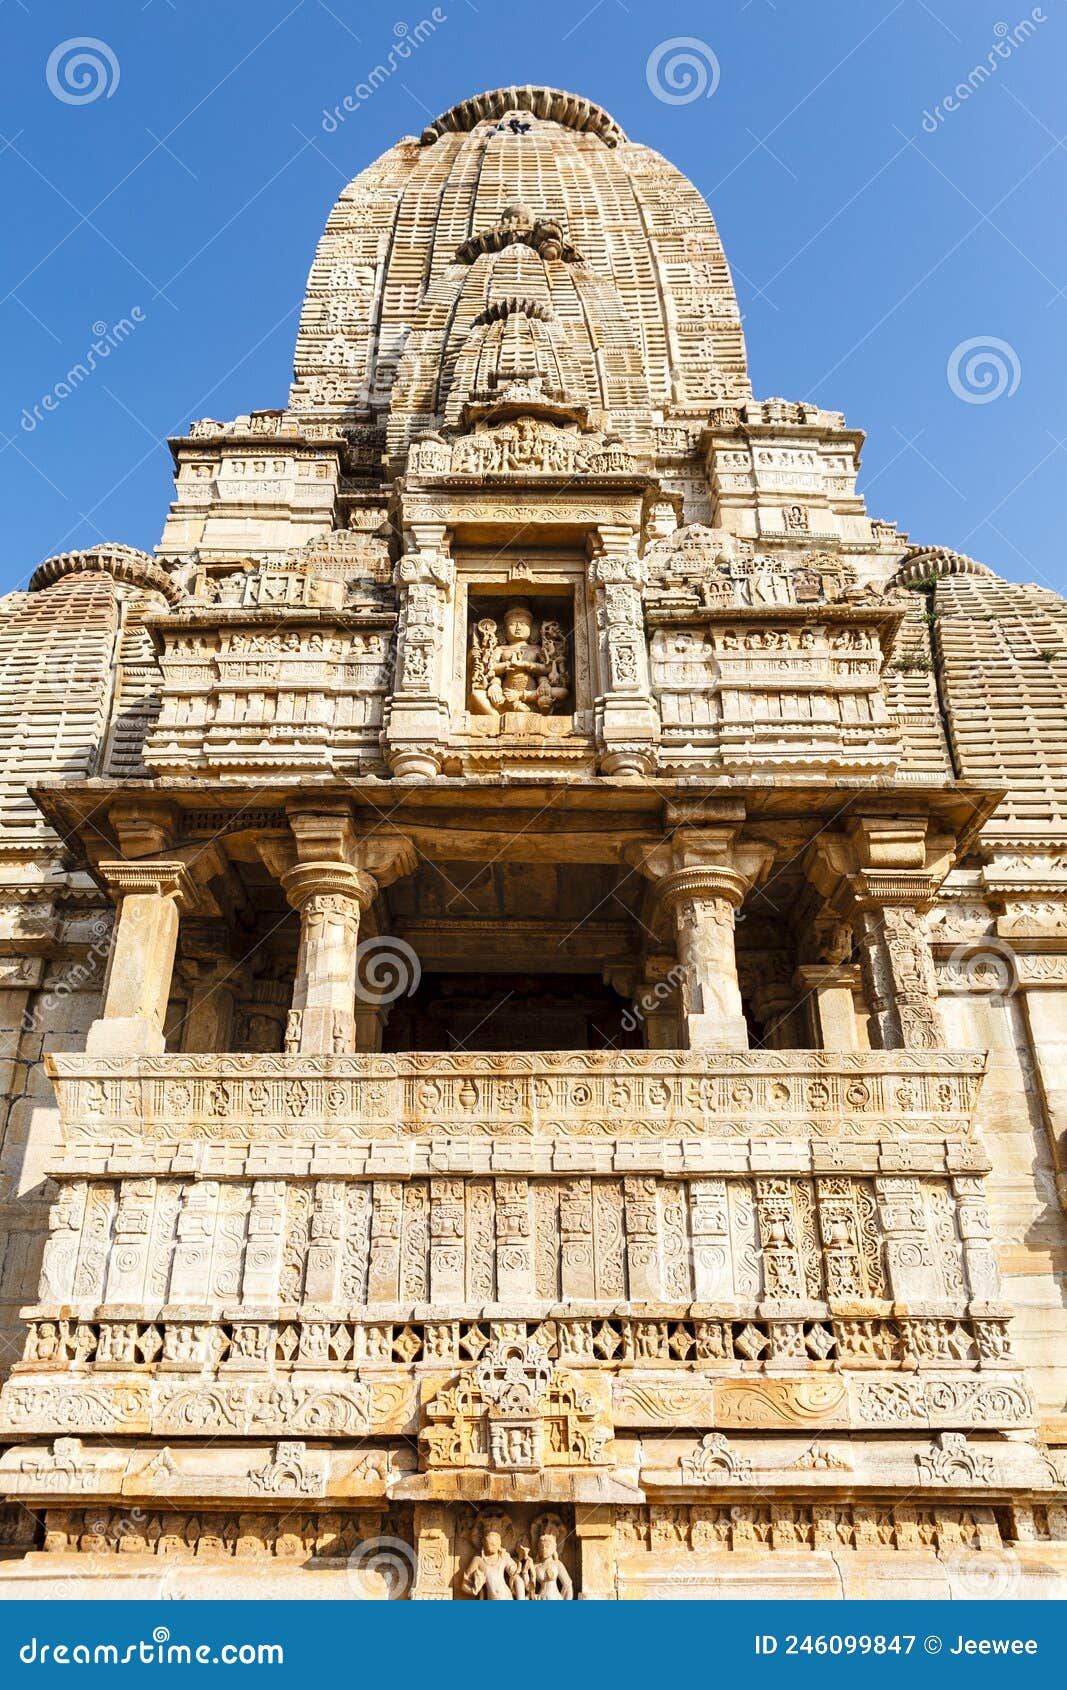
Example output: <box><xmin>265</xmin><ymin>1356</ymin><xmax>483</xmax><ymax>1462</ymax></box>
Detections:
<box><xmin>519</xmin><ymin>1532</ymin><xmax>574</xmax><ymax>1600</ymax></box>
<box><xmin>462</xmin><ymin>1528</ymin><xmax>526</xmax><ymax>1599</ymax></box>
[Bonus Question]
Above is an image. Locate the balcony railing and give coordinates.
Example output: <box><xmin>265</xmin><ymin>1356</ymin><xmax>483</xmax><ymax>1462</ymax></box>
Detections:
<box><xmin>47</xmin><ymin>1048</ymin><xmax>987</xmax><ymax>1164</ymax></box>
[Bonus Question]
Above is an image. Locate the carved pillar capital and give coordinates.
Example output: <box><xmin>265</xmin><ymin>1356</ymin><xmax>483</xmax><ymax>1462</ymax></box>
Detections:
<box><xmin>656</xmin><ymin>863</ymin><xmax>750</xmax><ymax>914</ymax></box>
<box><xmin>630</xmin><ymin>825</ymin><xmax>775</xmax><ymax>899</ymax></box>
<box><xmin>176</xmin><ymin>952</ymin><xmax>238</xmax><ymax>1054</ymax></box>
<box><xmin>271</xmin><ymin>807</ymin><xmax>418</xmax><ymax>906</ymax></box>
<box><xmin>629</xmin><ymin>829</ymin><xmax>773</xmax><ymax>1050</ymax></box>
<box><xmin>96</xmin><ymin>859</ymin><xmax>196</xmax><ymax>906</ymax></box>
<box><xmin>279</xmin><ymin>861</ymin><xmax>376</xmax><ymax>914</ymax></box>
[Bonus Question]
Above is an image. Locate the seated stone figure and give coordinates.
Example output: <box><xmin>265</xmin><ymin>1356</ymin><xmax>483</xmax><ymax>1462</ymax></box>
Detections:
<box><xmin>469</xmin><ymin>601</ymin><xmax>570</xmax><ymax>717</ymax></box>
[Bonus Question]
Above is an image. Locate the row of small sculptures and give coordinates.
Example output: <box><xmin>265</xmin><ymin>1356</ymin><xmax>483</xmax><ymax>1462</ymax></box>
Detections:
<box><xmin>463</xmin><ymin>1529</ymin><xmax>573</xmax><ymax>1599</ymax></box>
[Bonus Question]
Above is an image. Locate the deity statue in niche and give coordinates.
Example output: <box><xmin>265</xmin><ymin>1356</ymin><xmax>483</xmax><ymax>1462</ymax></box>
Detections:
<box><xmin>517</xmin><ymin>1531</ymin><xmax>574</xmax><ymax>1600</ymax></box>
<box><xmin>469</xmin><ymin>600</ymin><xmax>570</xmax><ymax>716</ymax></box>
<box><xmin>462</xmin><ymin>1527</ymin><xmax>527</xmax><ymax>1599</ymax></box>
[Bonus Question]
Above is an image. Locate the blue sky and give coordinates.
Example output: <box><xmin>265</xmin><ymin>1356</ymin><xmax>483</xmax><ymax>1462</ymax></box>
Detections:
<box><xmin>1</xmin><ymin>0</ymin><xmax>1065</xmax><ymax>595</ymax></box>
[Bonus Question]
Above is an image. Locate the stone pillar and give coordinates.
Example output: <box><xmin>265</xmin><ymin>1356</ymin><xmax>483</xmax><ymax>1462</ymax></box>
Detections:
<box><xmin>574</xmin><ymin>1507</ymin><xmax>616</xmax><ymax>1600</ymax></box>
<box><xmin>384</xmin><ymin>531</ymin><xmax>455</xmax><ymax>779</ymax></box>
<box><xmin>746</xmin><ymin>956</ymin><xmax>805</xmax><ymax>1049</ymax></box>
<box><xmin>587</xmin><ymin>530</ymin><xmax>658</xmax><ymax>777</ymax></box>
<box><xmin>853</xmin><ymin>902</ymin><xmax>946</xmax><ymax>1050</ymax></box>
<box><xmin>951</xmin><ymin>1174</ymin><xmax>1003</xmax><ymax>1304</ymax></box>
<box><xmin>86</xmin><ymin>861</ymin><xmax>194</xmax><ymax>1056</ymax></box>
<box><xmin>494</xmin><ymin>1177</ymin><xmax>534</xmax><ymax>1302</ymax></box>
<box><xmin>242</xmin><ymin>978</ymin><xmax>289</xmax><ymax>1053</ymax></box>
<box><xmin>794</xmin><ymin>963</ymin><xmax>862</xmax><ymax>1051</ymax></box>
<box><xmin>805</xmin><ymin>820</ymin><xmax>952</xmax><ymax>1052</ymax></box>
<box><xmin>178</xmin><ymin>942</ymin><xmax>238</xmax><ymax>1053</ymax></box>
<box><xmin>630</xmin><ymin>825</ymin><xmax>774</xmax><ymax>1051</ymax></box>
<box><xmin>874</xmin><ymin>1176</ymin><xmax>940</xmax><ymax>1302</ymax></box>
<box><xmin>660</xmin><ymin>866</ymin><xmax>749</xmax><ymax>1049</ymax></box>
<box><xmin>411</xmin><ymin>1503</ymin><xmax>453</xmax><ymax>1601</ymax></box>
<box><xmin>304</xmin><ymin>1179</ymin><xmax>346</xmax><ymax>1301</ymax></box>
<box><xmin>240</xmin><ymin>1180</ymin><xmax>287</xmax><ymax>1303</ymax></box>
<box><xmin>281</xmin><ymin>864</ymin><xmax>370</xmax><ymax>1055</ymax></box>
<box><xmin>262</xmin><ymin>807</ymin><xmax>417</xmax><ymax>1056</ymax></box>
<box><xmin>353</xmin><ymin>1001</ymin><xmax>386</xmax><ymax>1053</ymax></box>
<box><xmin>637</xmin><ymin>958</ymin><xmax>682</xmax><ymax>1049</ymax></box>
<box><xmin>688</xmin><ymin>1177</ymin><xmax>731</xmax><ymax>1299</ymax></box>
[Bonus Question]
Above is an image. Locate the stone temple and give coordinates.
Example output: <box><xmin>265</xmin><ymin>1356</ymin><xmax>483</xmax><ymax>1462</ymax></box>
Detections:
<box><xmin>0</xmin><ymin>83</ymin><xmax>1065</xmax><ymax>1600</ymax></box>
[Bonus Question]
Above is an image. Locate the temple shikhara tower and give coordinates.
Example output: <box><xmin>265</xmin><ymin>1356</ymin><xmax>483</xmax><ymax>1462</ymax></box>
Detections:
<box><xmin>2</xmin><ymin>84</ymin><xmax>1067</xmax><ymax>1600</ymax></box>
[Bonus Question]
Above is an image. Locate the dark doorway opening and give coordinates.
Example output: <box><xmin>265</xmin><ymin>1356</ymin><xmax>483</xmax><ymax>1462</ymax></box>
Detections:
<box><xmin>383</xmin><ymin>971</ymin><xmax>641</xmax><ymax>1052</ymax></box>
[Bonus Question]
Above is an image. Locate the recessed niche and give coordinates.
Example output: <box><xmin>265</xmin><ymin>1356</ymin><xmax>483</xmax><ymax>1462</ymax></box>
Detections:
<box><xmin>466</xmin><ymin>590</ymin><xmax>575</xmax><ymax>734</ymax></box>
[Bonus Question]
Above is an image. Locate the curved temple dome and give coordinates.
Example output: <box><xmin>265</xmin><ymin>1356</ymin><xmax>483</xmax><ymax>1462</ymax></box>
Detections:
<box><xmin>0</xmin><ymin>86</ymin><xmax>1065</xmax><ymax>1601</ymax></box>
<box><xmin>290</xmin><ymin>84</ymin><xmax>749</xmax><ymax>458</ymax></box>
